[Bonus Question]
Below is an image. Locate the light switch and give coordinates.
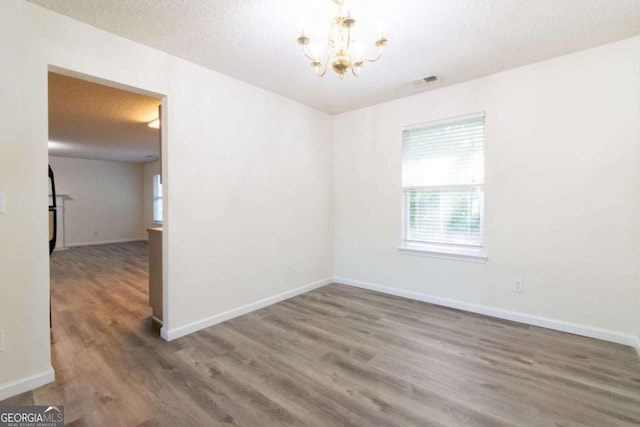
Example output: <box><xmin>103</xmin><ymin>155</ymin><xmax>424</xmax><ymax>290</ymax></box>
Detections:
<box><xmin>0</xmin><ymin>192</ymin><xmax>5</xmax><ymax>214</ymax></box>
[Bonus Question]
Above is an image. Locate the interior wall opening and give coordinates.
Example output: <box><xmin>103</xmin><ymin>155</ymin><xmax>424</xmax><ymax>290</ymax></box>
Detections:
<box><xmin>46</xmin><ymin>68</ymin><xmax>168</xmax><ymax>382</ymax></box>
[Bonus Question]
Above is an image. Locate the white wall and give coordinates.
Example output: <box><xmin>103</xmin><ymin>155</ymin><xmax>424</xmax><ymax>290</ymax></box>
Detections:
<box><xmin>143</xmin><ymin>160</ymin><xmax>161</xmax><ymax>232</ymax></box>
<box><xmin>0</xmin><ymin>0</ymin><xmax>333</xmax><ymax>399</ymax></box>
<box><xmin>48</xmin><ymin>156</ymin><xmax>145</xmax><ymax>246</ymax></box>
<box><xmin>334</xmin><ymin>36</ymin><xmax>640</xmax><ymax>342</ymax></box>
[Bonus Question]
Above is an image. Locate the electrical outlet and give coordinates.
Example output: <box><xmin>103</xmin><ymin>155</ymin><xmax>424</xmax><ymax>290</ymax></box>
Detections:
<box><xmin>513</xmin><ymin>279</ymin><xmax>524</xmax><ymax>293</ymax></box>
<box><xmin>0</xmin><ymin>329</ymin><xmax>4</xmax><ymax>352</ymax></box>
<box><xmin>285</xmin><ymin>265</ymin><xmax>293</xmax><ymax>276</ymax></box>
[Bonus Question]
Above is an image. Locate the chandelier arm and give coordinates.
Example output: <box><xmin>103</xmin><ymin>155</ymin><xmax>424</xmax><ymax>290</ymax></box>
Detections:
<box><xmin>348</xmin><ymin>49</ymin><xmax>361</xmax><ymax>77</ymax></box>
<box><xmin>365</xmin><ymin>46</ymin><xmax>385</xmax><ymax>62</ymax></box>
<box><xmin>315</xmin><ymin>49</ymin><xmax>332</xmax><ymax>77</ymax></box>
<box><xmin>301</xmin><ymin>44</ymin><xmax>318</xmax><ymax>61</ymax></box>
<box><xmin>327</xmin><ymin>39</ymin><xmax>336</xmax><ymax>54</ymax></box>
<box><xmin>316</xmin><ymin>61</ymin><xmax>330</xmax><ymax>77</ymax></box>
<box><xmin>326</xmin><ymin>18</ymin><xmax>337</xmax><ymax>54</ymax></box>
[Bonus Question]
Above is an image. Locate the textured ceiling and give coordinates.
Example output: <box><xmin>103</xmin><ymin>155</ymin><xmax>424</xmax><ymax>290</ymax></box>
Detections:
<box><xmin>48</xmin><ymin>72</ymin><xmax>161</xmax><ymax>163</ymax></box>
<box><xmin>30</xmin><ymin>0</ymin><xmax>640</xmax><ymax>114</ymax></box>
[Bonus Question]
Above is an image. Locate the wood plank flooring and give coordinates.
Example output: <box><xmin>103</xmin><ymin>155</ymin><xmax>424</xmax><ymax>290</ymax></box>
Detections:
<box><xmin>2</xmin><ymin>242</ymin><xmax>640</xmax><ymax>426</ymax></box>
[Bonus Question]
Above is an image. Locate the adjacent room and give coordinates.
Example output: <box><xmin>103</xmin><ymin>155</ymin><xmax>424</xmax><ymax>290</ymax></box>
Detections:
<box><xmin>45</xmin><ymin>72</ymin><xmax>166</xmax><ymax>399</ymax></box>
<box><xmin>1</xmin><ymin>0</ymin><xmax>640</xmax><ymax>425</ymax></box>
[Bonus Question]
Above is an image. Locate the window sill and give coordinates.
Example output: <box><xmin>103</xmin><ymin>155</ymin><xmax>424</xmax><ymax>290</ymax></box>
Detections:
<box><xmin>397</xmin><ymin>243</ymin><xmax>488</xmax><ymax>263</ymax></box>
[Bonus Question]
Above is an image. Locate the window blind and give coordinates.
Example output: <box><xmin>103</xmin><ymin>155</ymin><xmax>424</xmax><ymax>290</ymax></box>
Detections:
<box><xmin>153</xmin><ymin>174</ymin><xmax>163</xmax><ymax>223</ymax></box>
<box><xmin>402</xmin><ymin>113</ymin><xmax>485</xmax><ymax>247</ymax></box>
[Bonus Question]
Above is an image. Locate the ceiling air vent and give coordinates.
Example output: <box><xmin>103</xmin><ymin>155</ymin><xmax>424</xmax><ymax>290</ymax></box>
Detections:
<box><xmin>411</xmin><ymin>74</ymin><xmax>442</xmax><ymax>89</ymax></box>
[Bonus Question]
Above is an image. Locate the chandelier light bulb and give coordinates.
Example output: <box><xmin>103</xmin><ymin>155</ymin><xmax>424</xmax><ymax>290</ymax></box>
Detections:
<box><xmin>309</xmin><ymin>42</ymin><xmax>323</xmax><ymax>60</ymax></box>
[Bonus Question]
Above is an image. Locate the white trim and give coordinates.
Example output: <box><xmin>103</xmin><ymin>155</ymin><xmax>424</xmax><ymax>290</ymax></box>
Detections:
<box><xmin>398</xmin><ymin>244</ymin><xmax>487</xmax><ymax>263</ymax></box>
<box><xmin>403</xmin><ymin>111</ymin><xmax>485</xmax><ymax>131</ymax></box>
<box><xmin>635</xmin><ymin>337</ymin><xmax>640</xmax><ymax>359</ymax></box>
<box><xmin>161</xmin><ymin>277</ymin><xmax>333</xmax><ymax>341</ymax></box>
<box><xmin>66</xmin><ymin>237</ymin><xmax>147</xmax><ymax>247</ymax></box>
<box><xmin>0</xmin><ymin>367</ymin><xmax>55</xmax><ymax>401</ymax></box>
<box><xmin>334</xmin><ymin>276</ymin><xmax>637</xmax><ymax>347</ymax></box>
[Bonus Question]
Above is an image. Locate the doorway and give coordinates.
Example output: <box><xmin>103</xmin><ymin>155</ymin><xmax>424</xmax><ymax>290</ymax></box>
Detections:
<box><xmin>47</xmin><ymin>68</ymin><xmax>167</xmax><ymax>349</ymax></box>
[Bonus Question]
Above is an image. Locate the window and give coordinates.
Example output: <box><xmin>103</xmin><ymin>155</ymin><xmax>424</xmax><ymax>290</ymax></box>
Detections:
<box><xmin>400</xmin><ymin>113</ymin><xmax>486</xmax><ymax>261</ymax></box>
<box><xmin>153</xmin><ymin>174</ymin><xmax>163</xmax><ymax>223</ymax></box>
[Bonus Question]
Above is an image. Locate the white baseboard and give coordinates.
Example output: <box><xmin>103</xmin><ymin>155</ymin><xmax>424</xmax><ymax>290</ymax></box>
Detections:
<box><xmin>635</xmin><ymin>337</ymin><xmax>640</xmax><ymax>359</ymax></box>
<box><xmin>0</xmin><ymin>367</ymin><xmax>55</xmax><ymax>402</ymax></box>
<box><xmin>66</xmin><ymin>237</ymin><xmax>146</xmax><ymax>247</ymax></box>
<box><xmin>161</xmin><ymin>277</ymin><xmax>334</xmax><ymax>341</ymax></box>
<box><xmin>334</xmin><ymin>276</ymin><xmax>638</xmax><ymax>348</ymax></box>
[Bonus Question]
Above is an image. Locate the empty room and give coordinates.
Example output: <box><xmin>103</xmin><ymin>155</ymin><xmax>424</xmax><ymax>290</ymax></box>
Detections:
<box><xmin>1</xmin><ymin>0</ymin><xmax>639</xmax><ymax>425</ymax></box>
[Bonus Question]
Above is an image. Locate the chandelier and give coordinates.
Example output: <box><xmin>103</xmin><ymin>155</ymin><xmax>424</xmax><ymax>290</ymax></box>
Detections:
<box><xmin>296</xmin><ymin>0</ymin><xmax>388</xmax><ymax>78</ymax></box>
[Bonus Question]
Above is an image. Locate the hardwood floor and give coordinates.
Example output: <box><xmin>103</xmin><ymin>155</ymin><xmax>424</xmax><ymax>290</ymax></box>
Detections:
<box><xmin>3</xmin><ymin>242</ymin><xmax>640</xmax><ymax>426</ymax></box>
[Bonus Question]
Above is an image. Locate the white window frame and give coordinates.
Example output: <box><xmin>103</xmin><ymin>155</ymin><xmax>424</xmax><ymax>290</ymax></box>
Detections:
<box><xmin>398</xmin><ymin>112</ymin><xmax>487</xmax><ymax>263</ymax></box>
<box><xmin>153</xmin><ymin>173</ymin><xmax>163</xmax><ymax>224</ymax></box>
